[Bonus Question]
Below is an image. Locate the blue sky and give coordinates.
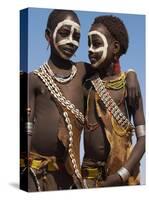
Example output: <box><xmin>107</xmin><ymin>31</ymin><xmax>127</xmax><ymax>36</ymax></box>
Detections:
<box><xmin>28</xmin><ymin>8</ymin><xmax>145</xmax><ymax>88</ymax></box>
<box><xmin>27</xmin><ymin>8</ymin><xmax>145</xmax><ymax>104</ymax></box>
<box><xmin>24</xmin><ymin>7</ymin><xmax>145</xmax><ymax>184</ymax></box>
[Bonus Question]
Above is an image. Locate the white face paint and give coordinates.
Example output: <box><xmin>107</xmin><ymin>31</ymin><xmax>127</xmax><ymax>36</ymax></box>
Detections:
<box><xmin>53</xmin><ymin>19</ymin><xmax>80</xmax><ymax>60</ymax></box>
<box><xmin>88</xmin><ymin>30</ymin><xmax>108</xmax><ymax>67</ymax></box>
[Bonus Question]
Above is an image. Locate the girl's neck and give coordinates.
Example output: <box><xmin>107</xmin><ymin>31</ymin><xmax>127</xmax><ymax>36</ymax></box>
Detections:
<box><xmin>48</xmin><ymin>52</ymin><xmax>73</xmax><ymax>70</ymax></box>
<box><xmin>97</xmin><ymin>63</ymin><xmax>116</xmax><ymax>79</ymax></box>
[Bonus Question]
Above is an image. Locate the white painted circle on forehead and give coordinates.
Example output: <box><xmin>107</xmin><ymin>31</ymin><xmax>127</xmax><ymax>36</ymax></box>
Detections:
<box><xmin>53</xmin><ymin>19</ymin><xmax>80</xmax><ymax>59</ymax></box>
<box><xmin>54</xmin><ymin>19</ymin><xmax>80</xmax><ymax>33</ymax></box>
<box><xmin>88</xmin><ymin>30</ymin><xmax>108</xmax><ymax>67</ymax></box>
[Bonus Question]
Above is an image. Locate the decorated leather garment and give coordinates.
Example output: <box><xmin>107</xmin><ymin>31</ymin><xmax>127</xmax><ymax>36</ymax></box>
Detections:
<box><xmin>92</xmin><ymin>72</ymin><xmax>140</xmax><ymax>185</ymax></box>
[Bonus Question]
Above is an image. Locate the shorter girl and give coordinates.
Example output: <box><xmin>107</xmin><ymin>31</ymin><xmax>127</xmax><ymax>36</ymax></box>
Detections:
<box><xmin>82</xmin><ymin>15</ymin><xmax>145</xmax><ymax>188</ymax></box>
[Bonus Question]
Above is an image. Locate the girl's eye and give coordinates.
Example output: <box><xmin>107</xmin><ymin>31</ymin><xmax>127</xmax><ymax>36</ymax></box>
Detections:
<box><xmin>93</xmin><ymin>41</ymin><xmax>101</xmax><ymax>48</ymax></box>
<box><xmin>73</xmin><ymin>32</ymin><xmax>80</xmax><ymax>41</ymax></box>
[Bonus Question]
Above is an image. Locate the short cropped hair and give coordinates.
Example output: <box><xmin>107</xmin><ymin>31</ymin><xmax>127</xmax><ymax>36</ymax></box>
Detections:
<box><xmin>92</xmin><ymin>15</ymin><xmax>129</xmax><ymax>55</ymax></box>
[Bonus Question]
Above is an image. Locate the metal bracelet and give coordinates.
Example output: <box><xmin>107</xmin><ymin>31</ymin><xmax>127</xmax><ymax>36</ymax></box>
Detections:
<box><xmin>25</xmin><ymin>122</ymin><xmax>33</xmax><ymax>136</ymax></box>
<box><xmin>135</xmin><ymin>125</ymin><xmax>145</xmax><ymax>138</ymax></box>
<box><xmin>127</xmin><ymin>68</ymin><xmax>136</xmax><ymax>73</ymax></box>
<box><xmin>117</xmin><ymin>167</ymin><xmax>130</xmax><ymax>182</ymax></box>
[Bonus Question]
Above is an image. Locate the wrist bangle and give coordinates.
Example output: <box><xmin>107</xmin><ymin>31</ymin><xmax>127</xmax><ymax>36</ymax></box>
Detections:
<box><xmin>135</xmin><ymin>125</ymin><xmax>145</xmax><ymax>138</ymax></box>
<box><xmin>117</xmin><ymin>167</ymin><xmax>130</xmax><ymax>182</ymax></box>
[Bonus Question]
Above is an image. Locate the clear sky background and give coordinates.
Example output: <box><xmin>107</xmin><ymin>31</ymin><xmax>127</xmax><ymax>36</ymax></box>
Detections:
<box><xmin>1</xmin><ymin>0</ymin><xmax>149</xmax><ymax>198</ymax></box>
<box><xmin>26</xmin><ymin>8</ymin><xmax>145</xmax><ymax>184</ymax></box>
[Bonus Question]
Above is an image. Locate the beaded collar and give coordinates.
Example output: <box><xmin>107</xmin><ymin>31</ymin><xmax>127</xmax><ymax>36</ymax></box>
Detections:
<box><xmin>44</xmin><ymin>62</ymin><xmax>77</xmax><ymax>84</ymax></box>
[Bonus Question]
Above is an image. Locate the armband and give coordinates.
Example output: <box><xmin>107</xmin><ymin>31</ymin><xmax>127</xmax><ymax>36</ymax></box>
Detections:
<box><xmin>135</xmin><ymin>125</ymin><xmax>145</xmax><ymax>138</ymax></box>
<box><xmin>127</xmin><ymin>68</ymin><xmax>136</xmax><ymax>73</ymax></box>
<box><xmin>25</xmin><ymin>122</ymin><xmax>33</xmax><ymax>136</ymax></box>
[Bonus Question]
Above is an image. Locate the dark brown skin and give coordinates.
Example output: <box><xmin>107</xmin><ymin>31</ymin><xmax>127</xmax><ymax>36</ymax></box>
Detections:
<box><xmin>25</xmin><ymin>12</ymin><xmax>140</xmax><ymax>190</ymax></box>
<box><xmin>29</xmin><ymin>62</ymin><xmax>85</xmax><ymax>156</ymax></box>
<box><xmin>83</xmin><ymin>23</ymin><xmax>145</xmax><ymax>187</ymax></box>
<box><xmin>27</xmin><ymin>12</ymin><xmax>89</xmax><ymax>190</ymax></box>
<box><xmin>28</xmin><ymin>13</ymin><xmax>87</xmax><ymax>155</ymax></box>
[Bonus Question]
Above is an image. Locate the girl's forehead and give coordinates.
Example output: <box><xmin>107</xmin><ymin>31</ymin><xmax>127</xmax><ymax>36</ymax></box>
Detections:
<box><xmin>55</xmin><ymin>19</ymin><xmax>80</xmax><ymax>32</ymax></box>
<box><xmin>59</xmin><ymin>24</ymin><xmax>71</xmax><ymax>29</ymax></box>
<box><xmin>90</xmin><ymin>23</ymin><xmax>111</xmax><ymax>38</ymax></box>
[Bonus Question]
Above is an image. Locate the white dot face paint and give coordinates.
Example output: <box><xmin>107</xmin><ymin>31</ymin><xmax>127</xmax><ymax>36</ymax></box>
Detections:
<box><xmin>88</xmin><ymin>30</ymin><xmax>108</xmax><ymax>67</ymax></box>
<box><xmin>53</xmin><ymin>19</ymin><xmax>80</xmax><ymax>60</ymax></box>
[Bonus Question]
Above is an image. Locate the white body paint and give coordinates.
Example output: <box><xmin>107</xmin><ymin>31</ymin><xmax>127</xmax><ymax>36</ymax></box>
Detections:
<box><xmin>88</xmin><ymin>30</ymin><xmax>108</xmax><ymax>67</ymax></box>
<box><xmin>53</xmin><ymin>19</ymin><xmax>80</xmax><ymax>60</ymax></box>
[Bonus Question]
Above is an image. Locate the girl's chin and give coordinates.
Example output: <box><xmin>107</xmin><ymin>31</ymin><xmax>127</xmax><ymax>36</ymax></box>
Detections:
<box><xmin>91</xmin><ymin>61</ymin><xmax>105</xmax><ymax>69</ymax></box>
<box><xmin>91</xmin><ymin>62</ymin><xmax>99</xmax><ymax>68</ymax></box>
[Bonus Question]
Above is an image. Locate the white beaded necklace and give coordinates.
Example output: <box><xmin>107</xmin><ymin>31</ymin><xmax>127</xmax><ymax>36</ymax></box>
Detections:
<box><xmin>44</xmin><ymin>62</ymin><xmax>77</xmax><ymax>84</ymax></box>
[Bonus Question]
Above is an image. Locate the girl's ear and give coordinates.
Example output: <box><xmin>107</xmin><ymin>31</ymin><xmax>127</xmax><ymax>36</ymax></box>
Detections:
<box><xmin>45</xmin><ymin>28</ymin><xmax>52</xmax><ymax>43</ymax></box>
<box><xmin>113</xmin><ymin>40</ymin><xmax>120</xmax><ymax>55</ymax></box>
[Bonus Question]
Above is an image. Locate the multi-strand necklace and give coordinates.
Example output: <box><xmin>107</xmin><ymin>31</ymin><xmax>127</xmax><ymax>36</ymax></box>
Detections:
<box><xmin>44</xmin><ymin>62</ymin><xmax>77</xmax><ymax>84</ymax></box>
<box><xmin>34</xmin><ymin>64</ymin><xmax>84</xmax><ymax>184</ymax></box>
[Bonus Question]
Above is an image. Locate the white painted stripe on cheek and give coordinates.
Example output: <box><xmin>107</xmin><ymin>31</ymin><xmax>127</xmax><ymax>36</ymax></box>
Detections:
<box><xmin>88</xmin><ymin>30</ymin><xmax>108</xmax><ymax>67</ymax></box>
<box><xmin>53</xmin><ymin>19</ymin><xmax>80</xmax><ymax>59</ymax></box>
